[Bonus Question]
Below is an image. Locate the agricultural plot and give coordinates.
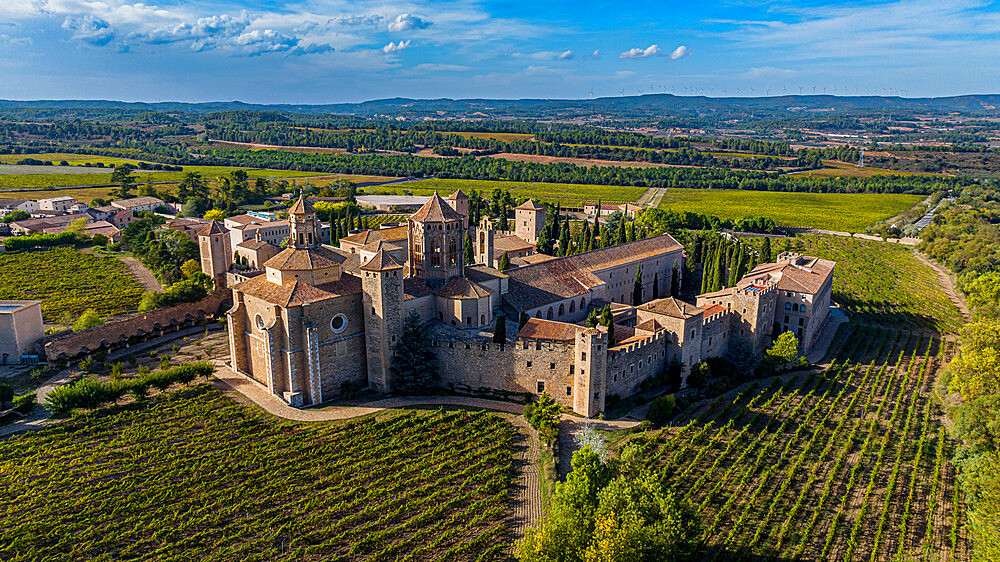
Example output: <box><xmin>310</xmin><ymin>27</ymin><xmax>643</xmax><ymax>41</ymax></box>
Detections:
<box><xmin>658</xmin><ymin>188</ymin><xmax>924</xmax><ymax>232</ymax></box>
<box><xmin>642</xmin><ymin>327</ymin><xmax>967</xmax><ymax>560</ymax></box>
<box><xmin>376</xmin><ymin>178</ymin><xmax>647</xmax><ymax>205</ymax></box>
<box><xmin>785</xmin><ymin>235</ymin><xmax>964</xmax><ymax>332</ymax></box>
<box><xmin>788</xmin><ymin>160</ymin><xmax>943</xmax><ymax>179</ymax></box>
<box><xmin>0</xmin><ymin>386</ymin><xmax>517</xmax><ymax>561</ymax></box>
<box><xmin>0</xmin><ymin>247</ymin><xmax>144</xmax><ymax>322</ymax></box>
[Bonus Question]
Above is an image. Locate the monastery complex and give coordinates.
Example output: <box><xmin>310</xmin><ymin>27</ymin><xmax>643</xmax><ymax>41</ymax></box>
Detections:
<box><xmin>198</xmin><ymin>193</ymin><xmax>835</xmax><ymax>417</ymax></box>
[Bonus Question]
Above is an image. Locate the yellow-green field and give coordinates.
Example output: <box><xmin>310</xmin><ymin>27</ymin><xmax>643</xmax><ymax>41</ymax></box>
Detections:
<box><xmin>657</xmin><ymin>188</ymin><xmax>924</xmax><ymax>232</ymax></box>
<box><xmin>449</xmin><ymin>131</ymin><xmax>534</xmax><ymax>142</ymax></box>
<box><xmin>368</xmin><ymin>178</ymin><xmax>647</xmax><ymax>205</ymax></box>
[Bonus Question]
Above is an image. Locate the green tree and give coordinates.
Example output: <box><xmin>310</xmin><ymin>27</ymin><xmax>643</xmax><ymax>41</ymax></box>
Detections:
<box><xmin>389</xmin><ymin>311</ymin><xmax>438</xmax><ymax>394</ymax></box>
<box><xmin>524</xmin><ymin>390</ymin><xmax>560</xmax><ymax>444</ymax></box>
<box><xmin>767</xmin><ymin>331</ymin><xmax>800</xmax><ymax>365</ymax></box>
<box><xmin>499</xmin><ymin>252</ymin><xmax>511</xmax><ymax>271</ymax></box>
<box><xmin>177</xmin><ymin>171</ymin><xmax>208</xmax><ymax>201</ymax></box>
<box><xmin>761</xmin><ymin>236</ymin><xmax>773</xmax><ymax>263</ymax></box>
<box><xmin>464</xmin><ymin>230</ymin><xmax>475</xmax><ymax>265</ymax></box>
<box><xmin>110</xmin><ymin>164</ymin><xmax>137</xmax><ymax>199</ymax></box>
<box><xmin>519</xmin><ymin>310</ymin><xmax>529</xmax><ymax>330</ymax></box>
<box><xmin>1</xmin><ymin>210</ymin><xmax>29</xmax><ymax>223</ymax></box>
<box><xmin>493</xmin><ymin>314</ymin><xmax>507</xmax><ymax>343</ymax></box>
<box><xmin>949</xmin><ymin>319</ymin><xmax>1000</xmax><ymax>401</ymax></box>
<box><xmin>73</xmin><ymin>309</ymin><xmax>104</xmax><ymax>332</ymax></box>
<box><xmin>181</xmin><ymin>259</ymin><xmax>201</xmax><ymax>279</ymax></box>
<box><xmin>632</xmin><ymin>266</ymin><xmax>643</xmax><ymax>306</ymax></box>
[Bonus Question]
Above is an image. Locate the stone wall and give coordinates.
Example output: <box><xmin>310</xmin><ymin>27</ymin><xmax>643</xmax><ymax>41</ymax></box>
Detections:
<box><xmin>607</xmin><ymin>331</ymin><xmax>668</xmax><ymax>398</ymax></box>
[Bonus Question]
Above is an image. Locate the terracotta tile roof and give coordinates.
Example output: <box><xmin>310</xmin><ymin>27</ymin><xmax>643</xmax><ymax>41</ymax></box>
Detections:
<box><xmin>360</xmin><ymin>239</ymin><xmax>405</xmax><ymax>253</ymax></box>
<box><xmin>236</xmin><ymin>239</ymin><xmax>274</xmax><ymax>250</ymax></box>
<box><xmin>404</xmin><ymin>277</ymin><xmax>434</xmax><ymax>300</ymax></box>
<box><xmin>447</xmin><ymin>189</ymin><xmax>468</xmax><ymax>200</ymax></box>
<box><xmin>234</xmin><ymin>273</ymin><xmax>361</xmax><ymax>307</ymax></box>
<box><xmin>494</xmin><ymin>234</ymin><xmax>534</xmax><ymax>253</ymax></box>
<box><xmin>340</xmin><ymin>225</ymin><xmax>408</xmax><ymax>246</ymax></box>
<box><xmin>264</xmin><ymin>246</ymin><xmax>346</xmax><ymax>270</ymax></box>
<box><xmin>700</xmin><ymin>304</ymin><xmax>727</xmax><ymax>317</ymax></box>
<box><xmin>634</xmin><ymin>318</ymin><xmax>664</xmax><ymax>333</ymax></box>
<box><xmin>510</xmin><ymin>253</ymin><xmax>557</xmax><ymax>267</ymax></box>
<box><xmin>696</xmin><ymin>287</ymin><xmax>732</xmax><ymax>300</ymax></box>
<box><xmin>639</xmin><ymin>297</ymin><xmax>704</xmax><ymax>319</ymax></box>
<box><xmin>112</xmin><ymin>196</ymin><xmax>164</xmax><ymax>209</ymax></box>
<box><xmin>409</xmin><ymin>193</ymin><xmax>464</xmax><ymax>223</ymax></box>
<box><xmin>465</xmin><ymin>264</ymin><xmax>508</xmax><ymax>282</ymax></box>
<box><xmin>198</xmin><ymin>220</ymin><xmax>227</xmax><ymax>236</ymax></box>
<box><xmin>435</xmin><ymin>277</ymin><xmax>491</xmax><ymax>299</ymax></box>
<box><xmin>515</xmin><ymin>199</ymin><xmax>544</xmax><ymax>211</ymax></box>
<box><xmin>517</xmin><ymin>318</ymin><xmax>596</xmax><ymax>341</ymax></box>
<box><xmin>361</xmin><ymin>248</ymin><xmax>403</xmax><ymax>271</ymax></box>
<box><xmin>738</xmin><ymin>255</ymin><xmax>835</xmax><ymax>295</ymax></box>
<box><xmin>504</xmin><ymin>234</ymin><xmax>683</xmax><ymax>311</ymax></box>
<box><xmin>288</xmin><ymin>196</ymin><xmax>314</xmax><ymax>215</ymax></box>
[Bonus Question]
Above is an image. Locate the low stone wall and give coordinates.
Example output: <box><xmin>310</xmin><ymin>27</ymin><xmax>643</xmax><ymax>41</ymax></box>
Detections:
<box><xmin>44</xmin><ymin>289</ymin><xmax>233</xmax><ymax>363</ymax></box>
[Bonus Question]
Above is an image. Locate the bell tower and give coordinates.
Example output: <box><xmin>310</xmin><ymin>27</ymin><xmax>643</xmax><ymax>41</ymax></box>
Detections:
<box><xmin>407</xmin><ymin>192</ymin><xmax>466</xmax><ymax>287</ymax></box>
<box><xmin>288</xmin><ymin>196</ymin><xmax>320</xmax><ymax>249</ymax></box>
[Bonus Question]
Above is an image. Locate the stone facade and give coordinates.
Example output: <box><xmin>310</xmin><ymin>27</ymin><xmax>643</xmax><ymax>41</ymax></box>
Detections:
<box><xmin>222</xmin><ymin>194</ymin><xmax>836</xmax><ymax>417</ymax></box>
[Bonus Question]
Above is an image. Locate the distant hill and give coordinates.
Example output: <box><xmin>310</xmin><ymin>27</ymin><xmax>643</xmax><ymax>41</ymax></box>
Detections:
<box><xmin>1</xmin><ymin>94</ymin><xmax>998</xmax><ymax>120</ymax></box>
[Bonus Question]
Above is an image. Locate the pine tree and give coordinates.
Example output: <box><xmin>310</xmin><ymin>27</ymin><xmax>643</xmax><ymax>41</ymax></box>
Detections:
<box><xmin>389</xmin><ymin>312</ymin><xmax>438</xmax><ymax>394</ymax></box>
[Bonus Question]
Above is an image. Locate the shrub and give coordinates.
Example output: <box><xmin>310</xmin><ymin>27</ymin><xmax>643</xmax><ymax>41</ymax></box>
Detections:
<box><xmin>524</xmin><ymin>391</ymin><xmax>561</xmax><ymax>446</ymax></box>
<box><xmin>43</xmin><ymin>362</ymin><xmax>215</xmax><ymax>415</ymax></box>
<box><xmin>0</xmin><ymin>381</ymin><xmax>13</xmax><ymax>404</ymax></box>
<box><xmin>647</xmin><ymin>394</ymin><xmax>677</xmax><ymax>427</ymax></box>
<box><xmin>12</xmin><ymin>391</ymin><xmax>36</xmax><ymax>414</ymax></box>
<box><xmin>340</xmin><ymin>380</ymin><xmax>365</xmax><ymax>399</ymax></box>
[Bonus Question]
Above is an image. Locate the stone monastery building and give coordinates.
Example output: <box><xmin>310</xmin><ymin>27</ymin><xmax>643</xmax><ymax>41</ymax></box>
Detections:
<box><xmin>219</xmin><ymin>194</ymin><xmax>834</xmax><ymax>417</ymax></box>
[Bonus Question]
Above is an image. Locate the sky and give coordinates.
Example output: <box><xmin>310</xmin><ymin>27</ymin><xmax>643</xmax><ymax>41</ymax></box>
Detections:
<box><xmin>0</xmin><ymin>0</ymin><xmax>998</xmax><ymax>103</ymax></box>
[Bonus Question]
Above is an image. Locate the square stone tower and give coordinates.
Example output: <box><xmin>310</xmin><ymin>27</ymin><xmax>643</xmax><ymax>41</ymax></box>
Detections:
<box><xmin>514</xmin><ymin>199</ymin><xmax>545</xmax><ymax>244</ymax></box>
<box><xmin>361</xmin><ymin>248</ymin><xmax>405</xmax><ymax>392</ymax></box>
<box><xmin>198</xmin><ymin>220</ymin><xmax>231</xmax><ymax>286</ymax></box>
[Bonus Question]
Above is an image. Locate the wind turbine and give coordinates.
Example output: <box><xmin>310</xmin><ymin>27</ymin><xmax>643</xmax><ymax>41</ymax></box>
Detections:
<box><xmin>619</xmin><ymin>88</ymin><xmax>626</xmax><ymax>96</ymax></box>
<box><xmin>588</xmin><ymin>88</ymin><xmax>595</xmax><ymax>99</ymax></box>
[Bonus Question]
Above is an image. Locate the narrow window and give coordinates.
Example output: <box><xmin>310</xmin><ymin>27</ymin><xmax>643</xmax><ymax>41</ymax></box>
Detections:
<box><xmin>536</xmin><ymin>381</ymin><xmax>544</xmax><ymax>393</ymax></box>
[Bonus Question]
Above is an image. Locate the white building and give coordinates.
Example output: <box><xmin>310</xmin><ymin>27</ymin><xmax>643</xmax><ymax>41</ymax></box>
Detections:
<box><xmin>111</xmin><ymin>196</ymin><xmax>166</xmax><ymax>214</ymax></box>
<box><xmin>0</xmin><ymin>301</ymin><xmax>43</xmax><ymax>364</ymax></box>
<box><xmin>37</xmin><ymin>196</ymin><xmax>77</xmax><ymax>213</ymax></box>
<box><xmin>224</xmin><ymin>214</ymin><xmax>291</xmax><ymax>249</ymax></box>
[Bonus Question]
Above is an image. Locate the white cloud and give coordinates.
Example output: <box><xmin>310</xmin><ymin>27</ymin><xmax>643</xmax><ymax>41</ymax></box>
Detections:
<box><xmin>231</xmin><ymin>29</ymin><xmax>298</xmax><ymax>56</ymax></box>
<box><xmin>591</xmin><ymin>49</ymin><xmax>600</xmax><ymax>58</ymax></box>
<box><xmin>411</xmin><ymin>63</ymin><xmax>470</xmax><ymax>71</ymax></box>
<box><xmin>556</xmin><ymin>49</ymin><xmax>574</xmax><ymax>60</ymax></box>
<box><xmin>383</xmin><ymin>39</ymin><xmax>411</xmax><ymax>53</ymax></box>
<box><xmin>62</xmin><ymin>15</ymin><xmax>116</xmax><ymax>46</ymax></box>
<box><xmin>387</xmin><ymin>13</ymin><xmax>432</xmax><ymax>32</ymax></box>
<box><xmin>744</xmin><ymin>66</ymin><xmax>797</xmax><ymax>79</ymax></box>
<box><xmin>619</xmin><ymin>44</ymin><xmax>661</xmax><ymax>59</ymax></box>
<box><xmin>669</xmin><ymin>45</ymin><xmax>691</xmax><ymax>60</ymax></box>
<box><xmin>0</xmin><ymin>34</ymin><xmax>32</xmax><ymax>48</ymax></box>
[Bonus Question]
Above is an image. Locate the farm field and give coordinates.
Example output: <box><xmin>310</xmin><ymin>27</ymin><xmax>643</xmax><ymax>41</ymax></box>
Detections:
<box><xmin>372</xmin><ymin>178</ymin><xmax>648</xmax><ymax>205</ymax></box>
<box><xmin>0</xmin><ymin>386</ymin><xmax>517</xmax><ymax>560</ymax></box>
<box><xmin>657</xmin><ymin>188</ymin><xmax>925</xmax><ymax>232</ymax></box>
<box><xmin>449</xmin><ymin>131</ymin><xmax>534</xmax><ymax>142</ymax></box>
<box><xmin>788</xmin><ymin>160</ymin><xmax>945</xmax><ymax>178</ymax></box>
<box><xmin>641</xmin><ymin>326</ymin><xmax>967</xmax><ymax>560</ymax></box>
<box><xmin>785</xmin><ymin>235</ymin><xmax>964</xmax><ymax>333</ymax></box>
<box><xmin>0</xmin><ymin>247</ymin><xmax>144</xmax><ymax>322</ymax></box>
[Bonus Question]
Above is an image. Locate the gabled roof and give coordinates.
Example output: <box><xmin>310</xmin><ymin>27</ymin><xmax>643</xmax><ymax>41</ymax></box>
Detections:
<box><xmin>404</xmin><ymin>277</ymin><xmax>434</xmax><ymax>300</ymax></box>
<box><xmin>634</xmin><ymin>318</ymin><xmax>664</xmax><ymax>333</ymax></box>
<box><xmin>737</xmin><ymin>255</ymin><xmax>835</xmax><ymax>295</ymax></box>
<box><xmin>494</xmin><ymin>234</ymin><xmax>534</xmax><ymax>253</ymax></box>
<box><xmin>409</xmin><ymin>192</ymin><xmax>464</xmax><ymax>223</ymax></box>
<box><xmin>197</xmin><ymin>220</ymin><xmax>227</xmax><ymax>236</ymax></box>
<box><xmin>639</xmin><ymin>297</ymin><xmax>704</xmax><ymax>319</ymax></box>
<box><xmin>339</xmin><ymin>225</ymin><xmax>408</xmax><ymax>246</ymax></box>
<box><xmin>447</xmin><ymin>189</ymin><xmax>468</xmax><ymax>200</ymax></box>
<box><xmin>700</xmin><ymin>304</ymin><xmax>727</xmax><ymax>317</ymax></box>
<box><xmin>517</xmin><ymin>318</ymin><xmax>599</xmax><ymax>341</ymax></box>
<box><xmin>361</xmin><ymin>248</ymin><xmax>403</xmax><ymax>271</ymax></box>
<box><xmin>288</xmin><ymin>196</ymin><xmax>314</xmax><ymax>216</ymax></box>
<box><xmin>236</xmin><ymin>239</ymin><xmax>274</xmax><ymax>251</ymax></box>
<box><xmin>234</xmin><ymin>274</ymin><xmax>362</xmax><ymax>307</ymax></box>
<box><xmin>515</xmin><ymin>199</ymin><xmax>544</xmax><ymax>211</ymax></box>
<box><xmin>264</xmin><ymin>246</ymin><xmax>346</xmax><ymax>270</ymax></box>
<box><xmin>435</xmin><ymin>277</ymin><xmax>491</xmax><ymax>299</ymax></box>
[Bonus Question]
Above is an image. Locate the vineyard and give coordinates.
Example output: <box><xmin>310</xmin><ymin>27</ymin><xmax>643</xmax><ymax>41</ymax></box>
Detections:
<box><xmin>0</xmin><ymin>386</ymin><xmax>517</xmax><ymax>561</ymax></box>
<box><xmin>639</xmin><ymin>325</ymin><xmax>968</xmax><ymax>560</ymax></box>
<box><xmin>786</xmin><ymin>235</ymin><xmax>965</xmax><ymax>332</ymax></box>
<box><xmin>0</xmin><ymin>247</ymin><xmax>144</xmax><ymax>321</ymax></box>
<box><xmin>657</xmin><ymin>189</ymin><xmax>924</xmax><ymax>232</ymax></box>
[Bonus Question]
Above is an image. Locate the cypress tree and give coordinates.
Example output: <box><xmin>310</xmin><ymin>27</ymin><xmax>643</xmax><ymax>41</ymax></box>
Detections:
<box><xmin>518</xmin><ymin>310</ymin><xmax>529</xmax><ymax>330</ymax></box>
<box><xmin>464</xmin><ymin>230</ymin><xmax>474</xmax><ymax>265</ymax></box>
<box><xmin>493</xmin><ymin>314</ymin><xmax>506</xmax><ymax>343</ymax></box>
<box><xmin>559</xmin><ymin>219</ymin><xmax>570</xmax><ymax>257</ymax></box>
<box><xmin>499</xmin><ymin>252</ymin><xmax>511</xmax><ymax>271</ymax></box>
<box><xmin>713</xmin><ymin>244</ymin><xmax>726</xmax><ymax>291</ymax></box>
<box><xmin>729</xmin><ymin>246</ymin><xmax>743</xmax><ymax>286</ymax></box>
<box><xmin>632</xmin><ymin>265</ymin><xmax>643</xmax><ymax>305</ymax></box>
<box><xmin>761</xmin><ymin>237</ymin><xmax>772</xmax><ymax>263</ymax></box>
<box><xmin>652</xmin><ymin>272</ymin><xmax>660</xmax><ymax>299</ymax></box>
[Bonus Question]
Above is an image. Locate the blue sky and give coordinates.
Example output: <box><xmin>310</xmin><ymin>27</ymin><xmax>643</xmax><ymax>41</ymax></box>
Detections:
<box><xmin>0</xmin><ymin>0</ymin><xmax>997</xmax><ymax>103</ymax></box>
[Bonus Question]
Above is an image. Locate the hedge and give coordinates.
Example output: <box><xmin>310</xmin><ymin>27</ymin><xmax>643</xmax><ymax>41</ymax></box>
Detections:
<box><xmin>44</xmin><ymin>362</ymin><xmax>214</xmax><ymax>415</ymax></box>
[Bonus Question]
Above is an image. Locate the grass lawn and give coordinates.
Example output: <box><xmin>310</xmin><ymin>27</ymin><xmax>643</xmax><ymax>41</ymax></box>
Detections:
<box><xmin>657</xmin><ymin>188</ymin><xmax>924</xmax><ymax>232</ymax></box>
<box><xmin>780</xmin><ymin>235</ymin><xmax>964</xmax><ymax>332</ymax></box>
<box><xmin>0</xmin><ymin>385</ymin><xmax>516</xmax><ymax>560</ymax></box>
<box><xmin>370</xmin><ymin>178</ymin><xmax>648</xmax><ymax>205</ymax></box>
<box><xmin>0</xmin><ymin>247</ymin><xmax>145</xmax><ymax>322</ymax></box>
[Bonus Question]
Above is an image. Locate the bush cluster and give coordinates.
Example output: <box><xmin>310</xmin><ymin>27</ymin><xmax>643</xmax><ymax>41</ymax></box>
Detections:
<box><xmin>524</xmin><ymin>391</ymin><xmax>561</xmax><ymax>446</ymax></box>
<box><xmin>44</xmin><ymin>362</ymin><xmax>214</xmax><ymax>415</ymax></box>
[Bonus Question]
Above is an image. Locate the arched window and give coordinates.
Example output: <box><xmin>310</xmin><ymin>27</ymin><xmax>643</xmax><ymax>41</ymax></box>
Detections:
<box><xmin>535</xmin><ymin>311</ymin><xmax>541</xmax><ymax>318</ymax></box>
<box><xmin>569</xmin><ymin>301</ymin><xmax>576</xmax><ymax>313</ymax></box>
<box><xmin>580</xmin><ymin>298</ymin><xmax>586</xmax><ymax>310</ymax></box>
<box><xmin>558</xmin><ymin>303</ymin><xmax>564</xmax><ymax>316</ymax></box>
<box><xmin>481</xmin><ymin>314</ymin><xmax>486</xmax><ymax>324</ymax></box>
<box><xmin>547</xmin><ymin>307</ymin><xmax>553</xmax><ymax>320</ymax></box>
